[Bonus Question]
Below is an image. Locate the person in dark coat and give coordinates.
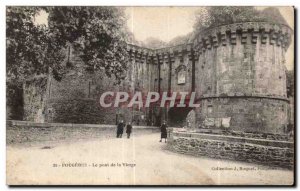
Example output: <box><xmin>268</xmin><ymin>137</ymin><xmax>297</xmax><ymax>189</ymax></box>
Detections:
<box><xmin>116</xmin><ymin>120</ymin><xmax>125</xmax><ymax>138</ymax></box>
<box><xmin>160</xmin><ymin>121</ymin><xmax>168</xmax><ymax>143</ymax></box>
<box><xmin>126</xmin><ymin>122</ymin><xmax>133</xmax><ymax>139</ymax></box>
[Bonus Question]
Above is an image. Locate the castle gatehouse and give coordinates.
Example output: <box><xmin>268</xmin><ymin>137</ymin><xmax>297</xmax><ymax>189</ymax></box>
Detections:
<box><xmin>23</xmin><ymin>21</ymin><xmax>293</xmax><ymax>135</ymax></box>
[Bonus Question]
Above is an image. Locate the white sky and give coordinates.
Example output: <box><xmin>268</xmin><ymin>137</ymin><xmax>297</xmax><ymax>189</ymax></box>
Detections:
<box><xmin>35</xmin><ymin>6</ymin><xmax>294</xmax><ymax>70</ymax></box>
<box><xmin>124</xmin><ymin>7</ymin><xmax>199</xmax><ymax>42</ymax></box>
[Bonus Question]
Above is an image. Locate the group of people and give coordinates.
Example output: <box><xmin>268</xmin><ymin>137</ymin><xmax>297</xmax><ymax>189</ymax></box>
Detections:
<box><xmin>116</xmin><ymin>120</ymin><xmax>132</xmax><ymax>138</ymax></box>
<box><xmin>116</xmin><ymin>120</ymin><xmax>168</xmax><ymax>142</ymax></box>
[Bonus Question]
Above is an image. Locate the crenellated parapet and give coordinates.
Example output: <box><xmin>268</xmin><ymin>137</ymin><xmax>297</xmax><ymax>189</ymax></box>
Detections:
<box><xmin>192</xmin><ymin>22</ymin><xmax>292</xmax><ymax>55</ymax></box>
<box><xmin>127</xmin><ymin>22</ymin><xmax>293</xmax><ymax>67</ymax></box>
<box><xmin>126</xmin><ymin>44</ymin><xmax>153</xmax><ymax>63</ymax></box>
<box><xmin>127</xmin><ymin>43</ymin><xmax>199</xmax><ymax>65</ymax></box>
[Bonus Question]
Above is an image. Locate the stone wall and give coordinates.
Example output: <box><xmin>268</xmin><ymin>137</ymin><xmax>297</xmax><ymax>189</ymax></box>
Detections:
<box><xmin>196</xmin><ymin>97</ymin><xmax>289</xmax><ymax>134</ymax></box>
<box><xmin>41</xmin><ymin>45</ymin><xmax>158</xmax><ymax>125</ymax></box>
<box><xmin>46</xmin><ymin>99</ymin><xmax>117</xmax><ymax>124</ymax></box>
<box><xmin>23</xmin><ymin>76</ymin><xmax>48</xmax><ymax>123</ymax></box>
<box><xmin>155</xmin><ymin>45</ymin><xmax>194</xmax><ymax>94</ymax></box>
<box><xmin>42</xmin><ymin>45</ymin><xmax>120</xmax><ymax>124</ymax></box>
<box><xmin>7</xmin><ymin>120</ymin><xmax>159</xmax><ymax>145</ymax></box>
<box><xmin>168</xmin><ymin>131</ymin><xmax>294</xmax><ymax>169</ymax></box>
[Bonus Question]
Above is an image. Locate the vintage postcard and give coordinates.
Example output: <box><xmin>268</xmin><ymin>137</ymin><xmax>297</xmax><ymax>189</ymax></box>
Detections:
<box><xmin>6</xmin><ymin>6</ymin><xmax>295</xmax><ymax>185</ymax></box>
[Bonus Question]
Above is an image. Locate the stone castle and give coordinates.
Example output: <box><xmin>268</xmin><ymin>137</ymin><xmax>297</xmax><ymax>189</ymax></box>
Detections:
<box><xmin>23</xmin><ymin>21</ymin><xmax>293</xmax><ymax>135</ymax></box>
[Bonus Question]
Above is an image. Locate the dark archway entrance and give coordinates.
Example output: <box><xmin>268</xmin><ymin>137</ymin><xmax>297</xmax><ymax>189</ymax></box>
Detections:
<box><xmin>7</xmin><ymin>84</ymin><xmax>24</xmax><ymax>120</ymax></box>
<box><xmin>168</xmin><ymin>107</ymin><xmax>193</xmax><ymax>127</ymax></box>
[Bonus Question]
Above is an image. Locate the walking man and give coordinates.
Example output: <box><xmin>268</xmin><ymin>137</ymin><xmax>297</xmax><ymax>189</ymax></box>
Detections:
<box><xmin>126</xmin><ymin>122</ymin><xmax>133</xmax><ymax>139</ymax></box>
<box><xmin>116</xmin><ymin>120</ymin><xmax>125</xmax><ymax>138</ymax></box>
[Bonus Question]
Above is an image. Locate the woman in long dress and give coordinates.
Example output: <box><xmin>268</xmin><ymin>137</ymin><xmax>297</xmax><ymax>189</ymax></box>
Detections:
<box><xmin>160</xmin><ymin>121</ymin><xmax>168</xmax><ymax>143</ymax></box>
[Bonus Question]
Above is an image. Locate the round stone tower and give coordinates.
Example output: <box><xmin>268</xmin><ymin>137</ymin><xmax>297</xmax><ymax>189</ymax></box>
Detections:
<box><xmin>194</xmin><ymin>21</ymin><xmax>293</xmax><ymax>134</ymax></box>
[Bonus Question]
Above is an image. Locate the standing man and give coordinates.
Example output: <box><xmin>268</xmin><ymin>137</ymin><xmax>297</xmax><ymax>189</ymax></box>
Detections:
<box><xmin>160</xmin><ymin>121</ymin><xmax>168</xmax><ymax>143</ymax></box>
<box><xmin>126</xmin><ymin>122</ymin><xmax>133</xmax><ymax>139</ymax></box>
<box><xmin>116</xmin><ymin>120</ymin><xmax>125</xmax><ymax>138</ymax></box>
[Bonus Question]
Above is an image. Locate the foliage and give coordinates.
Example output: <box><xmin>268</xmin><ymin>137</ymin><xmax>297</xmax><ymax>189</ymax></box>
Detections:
<box><xmin>47</xmin><ymin>7</ymin><xmax>129</xmax><ymax>83</ymax></box>
<box><xmin>7</xmin><ymin>6</ymin><xmax>131</xmax><ymax>119</ymax></box>
<box><xmin>6</xmin><ymin>7</ymin><xmax>66</xmax><ymax>119</ymax></box>
<box><xmin>167</xmin><ymin>33</ymin><xmax>192</xmax><ymax>47</ymax></box>
<box><xmin>6</xmin><ymin>7</ymin><xmax>66</xmax><ymax>85</ymax></box>
<box><xmin>126</xmin><ymin>31</ymin><xmax>142</xmax><ymax>45</ymax></box>
<box><xmin>193</xmin><ymin>7</ymin><xmax>288</xmax><ymax>32</ymax></box>
<box><xmin>7</xmin><ymin>6</ymin><xmax>131</xmax><ymax>87</ymax></box>
<box><xmin>259</xmin><ymin>7</ymin><xmax>288</xmax><ymax>26</ymax></box>
<box><xmin>142</xmin><ymin>37</ymin><xmax>166</xmax><ymax>49</ymax></box>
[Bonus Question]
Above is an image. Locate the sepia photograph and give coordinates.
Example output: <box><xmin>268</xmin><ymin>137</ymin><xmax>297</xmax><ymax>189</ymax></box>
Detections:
<box><xmin>5</xmin><ymin>5</ymin><xmax>295</xmax><ymax>186</ymax></box>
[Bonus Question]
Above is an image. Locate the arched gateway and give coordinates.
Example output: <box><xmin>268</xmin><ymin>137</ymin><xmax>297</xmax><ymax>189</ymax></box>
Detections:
<box><xmin>168</xmin><ymin>107</ymin><xmax>194</xmax><ymax>127</ymax></box>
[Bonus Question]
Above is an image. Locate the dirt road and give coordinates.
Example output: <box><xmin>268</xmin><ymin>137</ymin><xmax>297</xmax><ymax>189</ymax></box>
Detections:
<box><xmin>6</xmin><ymin>133</ymin><xmax>294</xmax><ymax>185</ymax></box>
